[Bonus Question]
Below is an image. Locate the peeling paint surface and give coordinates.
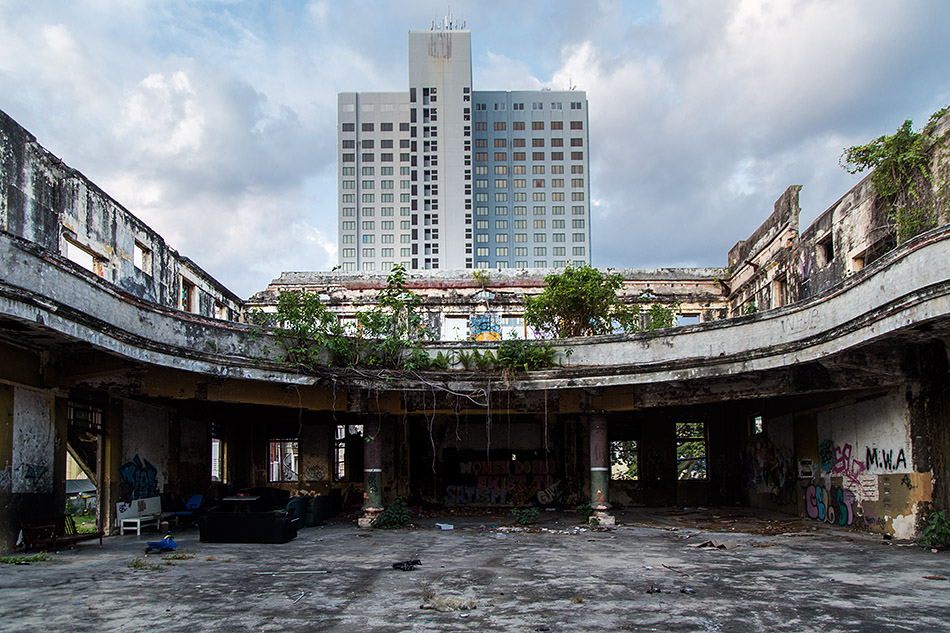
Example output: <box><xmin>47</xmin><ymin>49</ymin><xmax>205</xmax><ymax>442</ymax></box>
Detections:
<box><xmin>12</xmin><ymin>387</ymin><xmax>53</xmax><ymax>493</ymax></box>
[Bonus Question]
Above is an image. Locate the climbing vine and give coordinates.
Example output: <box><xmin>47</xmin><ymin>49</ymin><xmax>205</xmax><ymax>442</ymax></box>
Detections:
<box><xmin>840</xmin><ymin>107</ymin><xmax>948</xmax><ymax>244</ymax></box>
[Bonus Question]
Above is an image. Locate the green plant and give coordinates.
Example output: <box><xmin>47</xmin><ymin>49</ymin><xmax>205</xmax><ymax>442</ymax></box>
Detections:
<box><xmin>0</xmin><ymin>553</ymin><xmax>52</xmax><ymax>564</ymax></box>
<box><xmin>473</xmin><ymin>349</ymin><xmax>496</xmax><ymax>371</ymax></box>
<box><xmin>270</xmin><ymin>264</ymin><xmax>435</xmax><ymax>372</ymax></box>
<box><xmin>457</xmin><ymin>349</ymin><xmax>475</xmax><ymax>371</ymax></box>
<box><xmin>372</xmin><ymin>497</ymin><xmax>411</xmax><ymax>529</ymax></box>
<box><xmin>472</xmin><ymin>269</ymin><xmax>492</xmax><ymax>288</ymax></box>
<box><xmin>496</xmin><ymin>338</ymin><xmax>557</xmax><ymax>372</ymax></box>
<box><xmin>405</xmin><ymin>348</ymin><xmax>431</xmax><ymax>370</ymax></box>
<box><xmin>642</xmin><ymin>302</ymin><xmax>679</xmax><ymax>331</ymax></box>
<box><xmin>524</xmin><ymin>265</ymin><xmax>640</xmax><ymax>338</ymax></box>
<box><xmin>511</xmin><ymin>506</ymin><xmax>539</xmax><ymax>525</ymax></box>
<box><xmin>742</xmin><ymin>301</ymin><xmax>758</xmax><ymax>315</ymax></box>
<box><xmin>430</xmin><ymin>350</ymin><xmax>453</xmax><ymax>370</ymax></box>
<box><xmin>918</xmin><ymin>509</ymin><xmax>950</xmax><ymax>549</ymax></box>
<box><xmin>128</xmin><ymin>557</ymin><xmax>163</xmax><ymax>571</ymax></box>
<box><xmin>841</xmin><ymin>107</ymin><xmax>948</xmax><ymax>244</ymax></box>
<box><xmin>575</xmin><ymin>503</ymin><xmax>595</xmax><ymax>524</ymax></box>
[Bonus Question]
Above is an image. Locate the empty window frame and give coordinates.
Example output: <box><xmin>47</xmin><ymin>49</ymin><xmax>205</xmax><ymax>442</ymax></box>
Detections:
<box><xmin>675</xmin><ymin>422</ymin><xmax>707</xmax><ymax>480</ymax></box>
<box><xmin>268</xmin><ymin>439</ymin><xmax>298</xmax><ymax>482</ymax></box>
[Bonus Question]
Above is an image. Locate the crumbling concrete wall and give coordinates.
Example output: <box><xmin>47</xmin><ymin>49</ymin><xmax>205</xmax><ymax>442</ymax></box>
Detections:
<box><xmin>0</xmin><ymin>385</ymin><xmax>67</xmax><ymax>552</ymax></box>
<box><xmin>728</xmin><ymin>109</ymin><xmax>950</xmax><ymax>317</ymax></box>
<box><xmin>119</xmin><ymin>400</ymin><xmax>171</xmax><ymax>501</ymax></box>
<box><xmin>247</xmin><ymin>266</ymin><xmax>730</xmax><ymax>341</ymax></box>
<box><xmin>0</xmin><ymin>109</ymin><xmax>242</xmax><ymax>320</ymax></box>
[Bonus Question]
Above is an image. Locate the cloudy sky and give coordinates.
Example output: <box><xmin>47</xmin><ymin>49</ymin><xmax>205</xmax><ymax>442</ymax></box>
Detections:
<box><xmin>1</xmin><ymin>1</ymin><xmax>948</xmax><ymax>298</ymax></box>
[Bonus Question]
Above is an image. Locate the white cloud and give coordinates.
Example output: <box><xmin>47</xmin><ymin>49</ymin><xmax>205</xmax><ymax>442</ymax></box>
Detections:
<box><xmin>1</xmin><ymin>0</ymin><xmax>948</xmax><ymax>295</ymax></box>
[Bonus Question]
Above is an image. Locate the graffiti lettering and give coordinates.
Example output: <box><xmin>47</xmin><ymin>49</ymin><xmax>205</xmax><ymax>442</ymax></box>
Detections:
<box><xmin>119</xmin><ymin>454</ymin><xmax>159</xmax><ymax>500</ymax></box>
<box><xmin>805</xmin><ymin>484</ymin><xmax>855</xmax><ymax>526</ymax></box>
<box><xmin>17</xmin><ymin>462</ymin><xmax>48</xmax><ymax>482</ymax></box>
<box><xmin>865</xmin><ymin>447</ymin><xmax>907</xmax><ymax>471</ymax></box>
<box><xmin>831</xmin><ymin>442</ymin><xmax>866</xmax><ymax>479</ymax></box>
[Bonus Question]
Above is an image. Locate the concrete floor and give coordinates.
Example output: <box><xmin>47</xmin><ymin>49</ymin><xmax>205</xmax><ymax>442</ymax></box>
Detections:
<box><xmin>1</xmin><ymin>507</ymin><xmax>948</xmax><ymax>632</ymax></box>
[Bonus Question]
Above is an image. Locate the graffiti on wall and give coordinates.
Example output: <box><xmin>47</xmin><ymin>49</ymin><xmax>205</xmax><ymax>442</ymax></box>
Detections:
<box><xmin>865</xmin><ymin>447</ymin><xmax>907</xmax><ymax>471</ymax></box>
<box><xmin>806</xmin><ymin>439</ymin><xmax>910</xmax><ymax>529</ymax></box>
<box><xmin>445</xmin><ymin>457</ymin><xmax>560</xmax><ymax>506</ymax></box>
<box><xmin>469</xmin><ymin>314</ymin><xmax>501</xmax><ymax>342</ymax></box>
<box><xmin>119</xmin><ymin>454</ymin><xmax>159</xmax><ymax>500</ymax></box>
<box><xmin>744</xmin><ymin>435</ymin><xmax>796</xmax><ymax>499</ymax></box>
<box><xmin>806</xmin><ymin>484</ymin><xmax>855</xmax><ymax>526</ymax></box>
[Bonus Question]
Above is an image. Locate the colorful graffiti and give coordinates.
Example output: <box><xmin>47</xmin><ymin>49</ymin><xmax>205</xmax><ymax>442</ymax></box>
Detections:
<box><xmin>806</xmin><ymin>484</ymin><xmax>855</xmax><ymax>526</ymax></box>
<box><xmin>832</xmin><ymin>442</ymin><xmax>866</xmax><ymax>479</ymax></box>
<box><xmin>119</xmin><ymin>454</ymin><xmax>159</xmax><ymax>500</ymax></box>
<box><xmin>469</xmin><ymin>314</ymin><xmax>501</xmax><ymax>341</ymax></box>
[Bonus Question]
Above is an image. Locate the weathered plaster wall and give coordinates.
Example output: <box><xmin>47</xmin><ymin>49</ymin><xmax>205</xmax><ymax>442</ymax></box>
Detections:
<box><xmin>120</xmin><ymin>400</ymin><xmax>170</xmax><ymax>501</ymax></box>
<box><xmin>807</xmin><ymin>393</ymin><xmax>929</xmax><ymax>538</ymax></box>
<box><xmin>12</xmin><ymin>387</ymin><xmax>54</xmax><ymax>495</ymax></box>
<box><xmin>0</xmin><ymin>385</ymin><xmax>67</xmax><ymax>552</ymax></box>
<box><xmin>728</xmin><ymin>109</ymin><xmax>950</xmax><ymax>317</ymax></box>
<box><xmin>0</xmin><ymin>109</ymin><xmax>242</xmax><ymax>320</ymax></box>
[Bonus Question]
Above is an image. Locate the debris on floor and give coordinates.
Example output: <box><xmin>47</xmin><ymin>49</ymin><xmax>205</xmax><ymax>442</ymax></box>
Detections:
<box><xmin>688</xmin><ymin>539</ymin><xmax>739</xmax><ymax>550</ymax></box>
<box><xmin>392</xmin><ymin>559</ymin><xmax>421</xmax><ymax>571</ymax></box>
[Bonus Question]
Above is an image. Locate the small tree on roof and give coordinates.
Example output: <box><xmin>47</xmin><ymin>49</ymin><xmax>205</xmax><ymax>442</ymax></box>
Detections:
<box><xmin>523</xmin><ymin>265</ymin><xmax>640</xmax><ymax>338</ymax></box>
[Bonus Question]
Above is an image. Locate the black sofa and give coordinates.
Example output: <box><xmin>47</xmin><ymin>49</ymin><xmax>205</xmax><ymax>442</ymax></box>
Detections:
<box><xmin>198</xmin><ymin>511</ymin><xmax>297</xmax><ymax>544</ymax></box>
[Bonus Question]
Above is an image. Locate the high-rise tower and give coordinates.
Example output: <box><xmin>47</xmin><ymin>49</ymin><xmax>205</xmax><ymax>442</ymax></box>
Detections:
<box><xmin>337</xmin><ymin>20</ymin><xmax>589</xmax><ymax>271</ymax></box>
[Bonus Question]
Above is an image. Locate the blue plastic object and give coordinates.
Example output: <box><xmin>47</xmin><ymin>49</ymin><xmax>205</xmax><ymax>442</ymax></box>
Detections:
<box><xmin>145</xmin><ymin>533</ymin><xmax>177</xmax><ymax>554</ymax></box>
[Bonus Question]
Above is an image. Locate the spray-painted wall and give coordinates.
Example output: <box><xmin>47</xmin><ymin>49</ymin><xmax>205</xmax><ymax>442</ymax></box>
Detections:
<box><xmin>119</xmin><ymin>400</ymin><xmax>170</xmax><ymax>501</ymax></box>
<box><xmin>807</xmin><ymin>393</ymin><xmax>929</xmax><ymax>538</ymax></box>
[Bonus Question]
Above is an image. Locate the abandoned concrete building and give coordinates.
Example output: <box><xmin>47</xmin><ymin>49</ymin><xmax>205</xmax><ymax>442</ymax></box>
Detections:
<box><xmin>2</xmin><ymin>106</ymin><xmax>949</xmax><ymax>552</ymax></box>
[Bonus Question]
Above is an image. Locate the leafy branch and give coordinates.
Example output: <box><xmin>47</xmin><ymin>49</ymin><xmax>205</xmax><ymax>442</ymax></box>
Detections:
<box><xmin>840</xmin><ymin>107</ymin><xmax>948</xmax><ymax>244</ymax></box>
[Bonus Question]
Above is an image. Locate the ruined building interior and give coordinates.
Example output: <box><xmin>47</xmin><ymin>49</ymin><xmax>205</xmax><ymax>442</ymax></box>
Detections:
<box><xmin>1</xmin><ymin>107</ymin><xmax>950</xmax><ymax>552</ymax></box>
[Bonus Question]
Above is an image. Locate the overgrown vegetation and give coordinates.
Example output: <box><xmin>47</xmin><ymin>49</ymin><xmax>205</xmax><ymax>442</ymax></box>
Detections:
<box><xmin>496</xmin><ymin>338</ymin><xmax>557</xmax><ymax>372</ymax></box>
<box><xmin>524</xmin><ymin>265</ymin><xmax>680</xmax><ymax>338</ymax></box>
<box><xmin>511</xmin><ymin>506</ymin><xmax>540</xmax><ymax>525</ymax></box>
<box><xmin>0</xmin><ymin>553</ymin><xmax>52</xmax><ymax>564</ymax></box>
<box><xmin>917</xmin><ymin>508</ymin><xmax>950</xmax><ymax>549</ymax></box>
<box><xmin>575</xmin><ymin>503</ymin><xmax>595</xmax><ymax>524</ymax></box>
<box><xmin>268</xmin><ymin>264</ymin><xmax>435</xmax><ymax>371</ymax></box>
<box><xmin>841</xmin><ymin>107</ymin><xmax>948</xmax><ymax>244</ymax></box>
<box><xmin>372</xmin><ymin>497</ymin><xmax>411</xmax><ymax>529</ymax></box>
<box><xmin>128</xmin><ymin>557</ymin><xmax>164</xmax><ymax>571</ymax></box>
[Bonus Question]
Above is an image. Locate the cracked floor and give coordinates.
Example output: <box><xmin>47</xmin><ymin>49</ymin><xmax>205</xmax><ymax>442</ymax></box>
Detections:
<box><xmin>1</xmin><ymin>507</ymin><xmax>948</xmax><ymax>632</ymax></box>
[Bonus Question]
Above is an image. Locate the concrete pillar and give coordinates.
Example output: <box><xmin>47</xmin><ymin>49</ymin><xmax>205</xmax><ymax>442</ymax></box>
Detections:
<box><xmin>589</xmin><ymin>413</ymin><xmax>615</xmax><ymax>526</ymax></box>
<box><xmin>358</xmin><ymin>421</ymin><xmax>383</xmax><ymax>528</ymax></box>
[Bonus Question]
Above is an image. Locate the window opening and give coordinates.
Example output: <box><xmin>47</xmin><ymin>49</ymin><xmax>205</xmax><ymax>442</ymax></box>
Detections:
<box><xmin>268</xmin><ymin>439</ymin><xmax>298</xmax><ymax>482</ymax></box>
<box><xmin>676</xmin><ymin>422</ymin><xmax>707</xmax><ymax>480</ymax></box>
